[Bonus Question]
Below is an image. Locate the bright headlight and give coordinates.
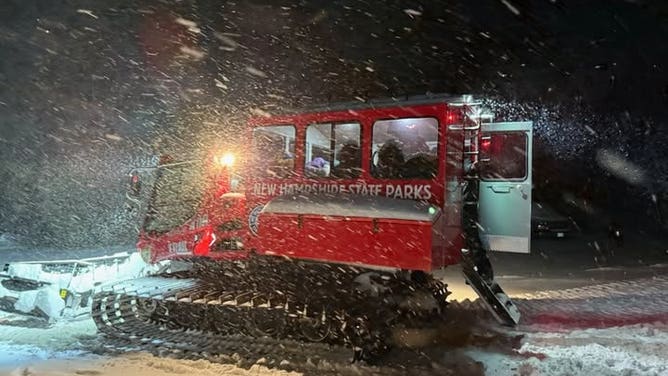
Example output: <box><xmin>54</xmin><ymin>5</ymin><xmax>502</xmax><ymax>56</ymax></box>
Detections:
<box><xmin>217</xmin><ymin>152</ymin><xmax>235</xmax><ymax>167</ymax></box>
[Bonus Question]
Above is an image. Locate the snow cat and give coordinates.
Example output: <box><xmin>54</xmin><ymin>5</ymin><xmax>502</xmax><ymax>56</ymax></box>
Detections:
<box><xmin>92</xmin><ymin>95</ymin><xmax>533</xmax><ymax>361</ymax></box>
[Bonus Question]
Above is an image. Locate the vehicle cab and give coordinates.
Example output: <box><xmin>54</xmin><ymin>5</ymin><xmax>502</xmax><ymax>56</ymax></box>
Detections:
<box><xmin>243</xmin><ymin>97</ymin><xmax>475</xmax><ymax>271</ymax></box>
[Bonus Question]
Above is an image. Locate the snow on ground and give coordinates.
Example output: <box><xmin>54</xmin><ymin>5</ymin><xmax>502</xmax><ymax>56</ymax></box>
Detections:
<box><xmin>0</xmin><ymin>352</ymin><xmax>299</xmax><ymax>376</ymax></box>
<box><xmin>0</xmin><ymin>240</ymin><xmax>665</xmax><ymax>375</ymax></box>
<box><xmin>0</xmin><ymin>314</ymin><xmax>96</xmax><ymax>350</ymax></box>
<box><xmin>0</xmin><ymin>320</ymin><xmax>665</xmax><ymax>376</ymax></box>
<box><xmin>0</xmin><ymin>312</ymin><xmax>96</xmax><ymax>374</ymax></box>
<box><xmin>0</xmin><ymin>243</ymin><xmax>135</xmax><ymax>264</ymax></box>
<box><xmin>0</xmin><ymin>312</ymin><xmax>298</xmax><ymax>375</ymax></box>
<box><xmin>469</xmin><ymin>323</ymin><xmax>668</xmax><ymax>376</ymax></box>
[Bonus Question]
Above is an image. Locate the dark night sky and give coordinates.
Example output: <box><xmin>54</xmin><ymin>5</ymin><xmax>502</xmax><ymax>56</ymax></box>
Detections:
<box><xmin>1</xmin><ymin>0</ymin><xmax>667</xmax><ymax>247</ymax></box>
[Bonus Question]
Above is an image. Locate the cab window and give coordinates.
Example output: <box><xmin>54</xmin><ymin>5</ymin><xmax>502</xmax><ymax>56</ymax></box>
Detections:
<box><xmin>304</xmin><ymin>122</ymin><xmax>361</xmax><ymax>179</ymax></box>
<box><xmin>371</xmin><ymin>117</ymin><xmax>439</xmax><ymax>179</ymax></box>
<box><xmin>251</xmin><ymin>125</ymin><xmax>296</xmax><ymax>178</ymax></box>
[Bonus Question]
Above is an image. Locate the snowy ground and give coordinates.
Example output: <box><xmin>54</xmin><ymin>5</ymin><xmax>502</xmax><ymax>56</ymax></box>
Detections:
<box><xmin>1</xmin><ymin>272</ymin><xmax>666</xmax><ymax>375</ymax></box>
<box><xmin>0</xmin><ymin>236</ymin><xmax>666</xmax><ymax>375</ymax></box>
<box><xmin>468</xmin><ymin>323</ymin><xmax>668</xmax><ymax>376</ymax></box>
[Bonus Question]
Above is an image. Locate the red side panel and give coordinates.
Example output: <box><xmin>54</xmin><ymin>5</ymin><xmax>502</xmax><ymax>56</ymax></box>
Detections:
<box><xmin>258</xmin><ymin>213</ymin><xmax>434</xmax><ymax>271</ymax></box>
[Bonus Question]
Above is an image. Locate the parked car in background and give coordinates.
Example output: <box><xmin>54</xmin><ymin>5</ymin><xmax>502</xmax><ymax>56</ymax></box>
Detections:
<box><xmin>532</xmin><ymin>201</ymin><xmax>574</xmax><ymax>238</ymax></box>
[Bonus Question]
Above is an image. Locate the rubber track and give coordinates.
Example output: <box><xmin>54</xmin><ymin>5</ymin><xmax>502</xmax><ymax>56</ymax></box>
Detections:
<box><xmin>92</xmin><ymin>289</ymin><xmax>366</xmax><ymax>374</ymax></box>
<box><xmin>91</xmin><ymin>265</ymin><xmax>455</xmax><ymax>375</ymax></box>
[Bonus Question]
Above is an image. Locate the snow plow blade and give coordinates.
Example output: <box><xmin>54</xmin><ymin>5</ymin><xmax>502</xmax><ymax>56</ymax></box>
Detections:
<box><xmin>461</xmin><ymin>258</ymin><xmax>521</xmax><ymax>326</ymax></box>
<box><xmin>0</xmin><ymin>251</ymin><xmax>155</xmax><ymax>323</ymax></box>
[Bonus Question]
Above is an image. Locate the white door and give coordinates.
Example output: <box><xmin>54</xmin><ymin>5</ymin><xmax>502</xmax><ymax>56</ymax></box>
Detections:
<box><xmin>478</xmin><ymin>122</ymin><xmax>532</xmax><ymax>253</ymax></box>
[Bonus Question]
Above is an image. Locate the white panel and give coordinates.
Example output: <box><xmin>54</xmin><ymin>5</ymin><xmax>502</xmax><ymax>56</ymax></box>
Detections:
<box><xmin>482</xmin><ymin>235</ymin><xmax>530</xmax><ymax>254</ymax></box>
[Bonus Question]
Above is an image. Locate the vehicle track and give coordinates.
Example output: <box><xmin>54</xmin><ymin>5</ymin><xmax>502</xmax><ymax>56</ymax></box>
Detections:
<box><xmin>90</xmin><ymin>257</ymin><xmax>462</xmax><ymax>375</ymax></box>
<box><xmin>90</xmin><ymin>262</ymin><xmax>667</xmax><ymax>374</ymax></box>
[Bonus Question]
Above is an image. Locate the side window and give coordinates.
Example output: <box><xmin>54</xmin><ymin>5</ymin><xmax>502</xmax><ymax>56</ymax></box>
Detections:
<box><xmin>251</xmin><ymin>125</ymin><xmax>296</xmax><ymax>178</ymax></box>
<box><xmin>371</xmin><ymin>117</ymin><xmax>439</xmax><ymax>179</ymax></box>
<box><xmin>304</xmin><ymin>122</ymin><xmax>361</xmax><ymax>179</ymax></box>
<box><xmin>479</xmin><ymin>132</ymin><xmax>527</xmax><ymax>180</ymax></box>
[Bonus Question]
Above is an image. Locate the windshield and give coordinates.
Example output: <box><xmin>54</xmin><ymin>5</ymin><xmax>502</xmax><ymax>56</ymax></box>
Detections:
<box><xmin>142</xmin><ymin>162</ymin><xmax>205</xmax><ymax>233</ymax></box>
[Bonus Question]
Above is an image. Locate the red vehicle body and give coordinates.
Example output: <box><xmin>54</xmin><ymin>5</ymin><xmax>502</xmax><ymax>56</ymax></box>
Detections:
<box><xmin>137</xmin><ymin>156</ymin><xmax>247</xmax><ymax>263</ymax></box>
<box><xmin>87</xmin><ymin>95</ymin><xmax>531</xmax><ymax>362</ymax></box>
<box><xmin>138</xmin><ymin>100</ymin><xmax>470</xmax><ymax>271</ymax></box>
<box><xmin>124</xmin><ymin>95</ymin><xmax>533</xmax><ymax>336</ymax></box>
<box><xmin>244</xmin><ymin>102</ymin><xmax>467</xmax><ymax>272</ymax></box>
<box><xmin>137</xmin><ymin>96</ymin><xmax>531</xmax><ymax>285</ymax></box>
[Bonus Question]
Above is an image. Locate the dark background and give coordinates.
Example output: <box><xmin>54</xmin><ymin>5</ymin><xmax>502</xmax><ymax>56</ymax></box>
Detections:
<box><xmin>1</xmin><ymin>0</ymin><xmax>667</xmax><ymax>248</ymax></box>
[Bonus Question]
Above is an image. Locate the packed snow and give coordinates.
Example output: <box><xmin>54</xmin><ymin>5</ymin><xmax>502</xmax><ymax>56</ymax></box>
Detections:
<box><xmin>0</xmin><ymin>266</ymin><xmax>666</xmax><ymax>376</ymax></box>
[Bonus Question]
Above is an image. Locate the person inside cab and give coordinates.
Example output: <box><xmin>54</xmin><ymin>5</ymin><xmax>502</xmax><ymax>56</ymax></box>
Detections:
<box><xmin>331</xmin><ymin>142</ymin><xmax>361</xmax><ymax>179</ymax></box>
<box><xmin>375</xmin><ymin>140</ymin><xmax>405</xmax><ymax>179</ymax></box>
<box><xmin>305</xmin><ymin>156</ymin><xmax>330</xmax><ymax>177</ymax></box>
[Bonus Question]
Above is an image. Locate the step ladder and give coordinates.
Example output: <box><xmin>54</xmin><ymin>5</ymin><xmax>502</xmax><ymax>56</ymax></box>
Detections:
<box><xmin>447</xmin><ymin>100</ymin><xmax>521</xmax><ymax>326</ymax></box>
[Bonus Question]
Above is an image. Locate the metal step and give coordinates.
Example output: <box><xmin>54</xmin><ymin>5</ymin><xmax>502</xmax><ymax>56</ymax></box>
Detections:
<box><xmin>461</xmin><ymin>262</ymin><xmax>521</xmax><ymax>326</ymax></box>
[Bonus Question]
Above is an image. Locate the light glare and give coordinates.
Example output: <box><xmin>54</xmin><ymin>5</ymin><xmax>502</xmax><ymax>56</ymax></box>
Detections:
<box><xmin>219</xmin><ymin>153</ymin><xmax>235</xmax><ymax>167</ymax></box>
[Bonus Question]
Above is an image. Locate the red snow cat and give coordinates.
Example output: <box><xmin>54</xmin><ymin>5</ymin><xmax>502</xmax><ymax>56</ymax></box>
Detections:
<box><xmin>99</xmin><ymin>94</ymin><xmax>533</xmax><ymax>361</ymax></box>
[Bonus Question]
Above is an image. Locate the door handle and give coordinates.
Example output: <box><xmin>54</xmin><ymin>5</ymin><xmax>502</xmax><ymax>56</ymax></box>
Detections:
<box><xmin>489</xmin><ymin>186</ymin><xmax>512</xmax><ymax>194</ymax></box>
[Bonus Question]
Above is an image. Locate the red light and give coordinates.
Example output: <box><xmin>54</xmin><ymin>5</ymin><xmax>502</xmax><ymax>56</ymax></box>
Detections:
<box><xmin>480</xmin><ymin>138</ymin><xmax>492</xmax><ymax>152</ymax></box>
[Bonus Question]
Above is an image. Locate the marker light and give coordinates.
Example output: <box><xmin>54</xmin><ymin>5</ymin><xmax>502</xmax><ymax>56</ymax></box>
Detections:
<box><xmin>480</xmin><ymin>137</ymin><xmax>492</xmax><ymax>153</ymax></box>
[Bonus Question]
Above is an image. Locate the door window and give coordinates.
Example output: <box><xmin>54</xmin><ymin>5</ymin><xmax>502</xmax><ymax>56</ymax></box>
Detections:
<box><xmin>479</xmin><ymin>132</ymin><xmax>527</xmax><ymax>180</ymax></box>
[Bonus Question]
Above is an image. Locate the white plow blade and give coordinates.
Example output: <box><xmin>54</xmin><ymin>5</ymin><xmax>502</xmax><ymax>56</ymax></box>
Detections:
<box><xmin>0</xmin><ymin>251</ymin><xmax>159</xmax><ymax>323</ymax></box>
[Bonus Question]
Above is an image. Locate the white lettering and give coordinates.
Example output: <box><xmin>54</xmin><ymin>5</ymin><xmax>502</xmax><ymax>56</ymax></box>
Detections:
<box><xmin>393</xmin><ymin>185</ymin><xmax>404</xmax><ymax>199</ymax></box>
<box><xmin>404</xmin><ymin>184</ymin><xmax>414</xmax><ymax>199</ymax></box>
<box><xmin>385</xmin><ymin>185</ymin><xmax>395</xmax><ymax>197</ymax></box>
<box><xmin>252</xmin><ymin>182</ymin><xmax>432</xmax><ymax>200</ymax></box>
<box><xmin>414</xmin><ymin>185</ymin><xmax>424</xmax><ymax>199</ymax></box>
<box><xmin>423</xmin><ymin>185</ymin><xmax>432</xmax><ymax>200</ymax></box>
